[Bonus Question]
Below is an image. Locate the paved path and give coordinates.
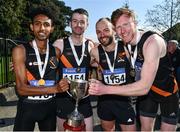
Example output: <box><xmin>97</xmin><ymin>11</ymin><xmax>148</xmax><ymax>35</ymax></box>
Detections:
<box><xmin>0</xmin><ymin>95</ymin><xmax>17</xmax><ymax>131</ymax></box>
<box><xmin>0</xmin><ymin>87</ymin><xmax>180</xmax><ymax>131</ymax></box>
<box><xmin>0</xmin><ymin>88</ymin><xmax>102</xmax><ymax>131</ymax></box>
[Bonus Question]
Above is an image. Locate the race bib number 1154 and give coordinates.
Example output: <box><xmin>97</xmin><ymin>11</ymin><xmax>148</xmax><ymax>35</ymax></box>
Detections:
<box><xmin>103</xmin><ymin>68</ymin><xmax>126</xmax><ymax>85</ymax></box>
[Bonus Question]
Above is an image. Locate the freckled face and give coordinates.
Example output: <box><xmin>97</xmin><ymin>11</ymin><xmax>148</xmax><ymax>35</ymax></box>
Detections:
<box><xmin>115</xmin><ymin>14</ymin><xmax>137</xmax><ymax>44</ymax></box>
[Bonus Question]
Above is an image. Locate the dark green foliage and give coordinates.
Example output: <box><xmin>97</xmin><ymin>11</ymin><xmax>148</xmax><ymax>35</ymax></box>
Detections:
<box><xmin>0</xmin><ymin>0</ymin><xmax>26</xmax><ymax>38</ymax></box>
<box><xmin>0</xmin><ymin>0</ymin><xmax>72</xmax><ymax>43</ymax></box>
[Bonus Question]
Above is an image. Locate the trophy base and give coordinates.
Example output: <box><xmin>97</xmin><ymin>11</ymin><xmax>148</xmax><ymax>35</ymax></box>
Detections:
<box><xmin>63</xmin><ymin>121</ymin><xmax>85</xmax><ymax>131</ymax></box>
<box><xmin>63</xmin><ymin>111</ymin><xmax>86</xmax><ymax>131</ymax></box>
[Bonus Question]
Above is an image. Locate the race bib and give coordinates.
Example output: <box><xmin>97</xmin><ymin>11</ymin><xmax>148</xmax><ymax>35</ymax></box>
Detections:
<box><xmin>29</xmin><ymin>80</ymin><xmax>55</xmax><ymax>86</ymax></box>
<box><xmin>27</xmin><ymin>94</ymin><xmax>55</xmax><ymax>100</ymax></box>
<box><xmin>28</xmin><ymin>80</ymin><xmax>55</xmax><ymax>100</ymax></box>
<box><xmin>103</xmin><ymin>68</ymin><xmax>126</xmax><ymax>85</ymax></box>
<box><xmin>62</xmin><ymin>68</ymin><xmax>86</xmax><ymax>80</ymax></box>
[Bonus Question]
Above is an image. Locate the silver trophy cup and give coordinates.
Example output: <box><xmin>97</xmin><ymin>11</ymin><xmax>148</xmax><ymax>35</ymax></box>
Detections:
<box><xmin>64</xmin><ymin>79</ymin><xmax>89</xmax><ymax>131</ymax></box>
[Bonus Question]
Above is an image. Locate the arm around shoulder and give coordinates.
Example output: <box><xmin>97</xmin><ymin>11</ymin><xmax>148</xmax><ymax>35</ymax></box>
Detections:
<box><xmin>53</xmin><ymin>38</ymin><xmax>64</xmax><ymax>51</ymax></box>
<box><xmin>98</xmin><ymin>36</ymin><xmax>162</xmax><ymax>96</ymax></box>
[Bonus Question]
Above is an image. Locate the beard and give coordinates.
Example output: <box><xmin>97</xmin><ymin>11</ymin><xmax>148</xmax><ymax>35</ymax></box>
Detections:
<box><xmin>99</xmin><ymin>36</ymin><xmax>113</xmax><ymax>47</ymax></box>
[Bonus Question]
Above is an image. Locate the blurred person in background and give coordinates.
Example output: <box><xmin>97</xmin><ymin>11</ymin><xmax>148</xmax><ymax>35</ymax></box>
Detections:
<box><xmin>167</xmin><ymin>40</ymin><xmax>180</xmax><ymax>88</ymax></box>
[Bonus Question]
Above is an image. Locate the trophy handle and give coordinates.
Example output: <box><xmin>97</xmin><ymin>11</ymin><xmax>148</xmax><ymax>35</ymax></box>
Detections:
<box><xmin>66</xmin><ymin>87</ymin><xmax>89</xmax><ymax>99</ymax></box>
<box><xmin>66</xmin><ymin>78</ymin><xmax>73</xmax><ymax>97</ymax></box>
<box><xmin>81</xmin><ymin>80</ymin><xmax>91</xmax><ymax>99</ymax></box>
<box><xmin>66</xmin><ymin>90</ymin><xmax>73</xmax><ymax>97</ymax></box>
<box><xmin>82</xmin><ymin>94</ymin><xmax>89</xmax><ymax>99</ymax></box>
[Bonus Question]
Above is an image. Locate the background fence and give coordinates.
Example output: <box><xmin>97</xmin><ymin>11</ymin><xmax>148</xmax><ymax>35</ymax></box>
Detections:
<box><xmin>0</xmin><ymin>37</ymin><xmax>17</xmax><ymax>88</ymax></box>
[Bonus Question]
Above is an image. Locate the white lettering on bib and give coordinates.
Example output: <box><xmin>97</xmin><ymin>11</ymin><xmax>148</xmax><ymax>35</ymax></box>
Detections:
<box><xmin>63</xmin><ymin>68</ymin><xmax>86</xmax><ymax>80</ymax></box>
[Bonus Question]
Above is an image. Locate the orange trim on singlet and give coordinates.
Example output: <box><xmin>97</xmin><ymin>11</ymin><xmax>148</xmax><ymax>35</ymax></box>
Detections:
<box><xmin>151</xmin><ymin>79</ymin><xmax>178</xmax><ymax>97</ymax></box>
<box><xmin>26</xmin><ymin>70</ymin><xmax>35</xmax><ymax>81</ymax></box>
<box><xmin>60</xmin><ymin>55</ymin><xmax>73</xmax><ymax>68</ymax></box>
<box><xmin>173</xmin><ymin>79</ymin><xmax>178</xmax><ymax>93</ymax></box>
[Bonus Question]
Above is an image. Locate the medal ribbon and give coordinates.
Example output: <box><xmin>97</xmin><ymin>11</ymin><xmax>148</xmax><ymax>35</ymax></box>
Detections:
<box><xmin>127</xmin><ymin>31</ymin><xmax>141</xmax><ymax>69</ymax></box>
<box><xmin>103</xmin><ymin>41</ymin><xmax>118</xmax><ymax>73</ymax></box>
<box><xmin>32</xmin><ymin>39</ymin><xmax>49</xmax><ymax>79</ymax></box>
<box><xmin>68</xmin><ymin>37</ymin><xmax>86</xmax><ymax>66</ymax></box>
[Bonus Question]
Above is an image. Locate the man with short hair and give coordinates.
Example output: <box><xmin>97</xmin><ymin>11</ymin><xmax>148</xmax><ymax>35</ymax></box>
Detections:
<box><xmin>12</xmin><ymin>7</ymin><xmax>69</xmax><ymax>131</ymax></box>
<box><xmin>90</xmin><ymin>17</ymin><xmax>136</xmax><ymax>131</ymax></box>
<box><xmin>53</xmin><ymin>8</ymin><xmax>94</xmax><ymax>131</ymax></box>
<box><xmin>167</xmin><ymin>39</ymin><xmax>180</xmax><ymax>93</ymax></box>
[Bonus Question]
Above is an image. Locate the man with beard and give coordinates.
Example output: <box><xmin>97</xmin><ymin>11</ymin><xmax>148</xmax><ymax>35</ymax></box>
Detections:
<box><xmin>89</xmin><ymin>8</ymin><xmax>179</xmax><ymax>131</ymax></box>
<box><xmin>90</xmin><ymin>18</ymin><xmax>136</xmax><ymax>131</ymax></box>
<box><xmin>12</xmin><ymin>7</ymin><xmax>69</xmax><ymax>131</ymax></box>
<box><xmin>53</xmin><ymin>8</ymin><xmax>94</xmax><ymax>131</ymax></box>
